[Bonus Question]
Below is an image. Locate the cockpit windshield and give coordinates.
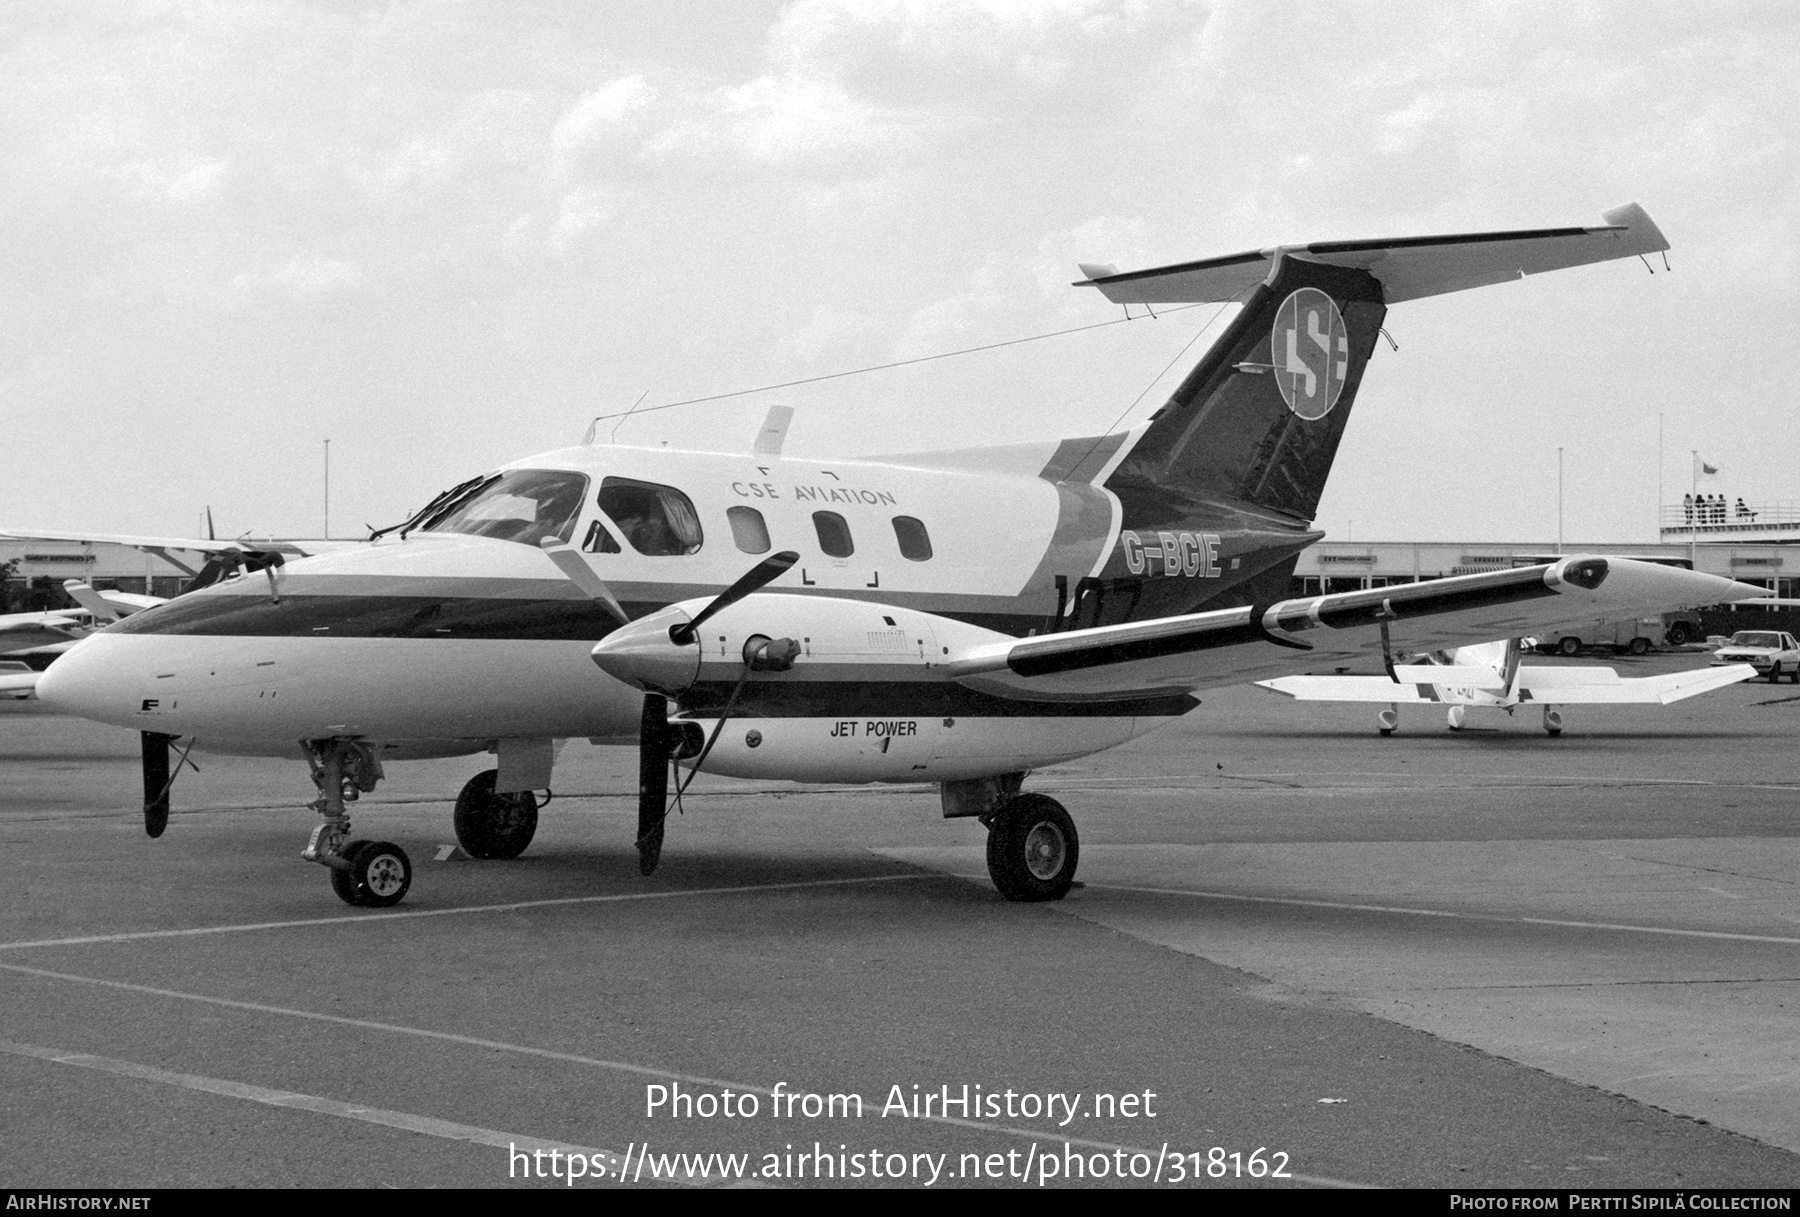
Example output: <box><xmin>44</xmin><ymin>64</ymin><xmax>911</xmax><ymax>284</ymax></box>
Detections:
<box><xmin>419</xmin><ymin>469</ymin><xmax>590</xmax><ymax>546</ymax></box>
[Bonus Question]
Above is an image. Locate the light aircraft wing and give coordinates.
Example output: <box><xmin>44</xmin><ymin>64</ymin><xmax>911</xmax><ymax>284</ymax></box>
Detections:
<box><xmin>1257</xmin><ymin>675</ymin><xmax>1446</xmax><ymax>704</ymax></box>
<box><xmin>1515</xmin><ymin>663</ymin><xmax>1757</xmax><ymax>704</ymax></box>
<box><xmin>0</xmin><ymin>615</ymin><xmax>87</xmax><ymax>652</ymax></box>
<box><xmin>1257</xmin><ymin>664</ymin><xmax>1757</xmax><ymax>706</ymax></box>
<box><xmin>1076</xmin><ymin>203</ymin><xmax>1668</xmax><ymax>305</ymax></box>
<box><xmin>0</xmin><ymin>528</ymin><xmax>328</xmax><ymax>554</ymax></box>
<box><xmin>946</xmin><ymin>556</ymin><xmax>1759</xmax><ymax>701</ymax></box>
<box><xmin>0</xmin><ymin>528</ymin><xmax>343</xmax><ymax>578</ymax></box>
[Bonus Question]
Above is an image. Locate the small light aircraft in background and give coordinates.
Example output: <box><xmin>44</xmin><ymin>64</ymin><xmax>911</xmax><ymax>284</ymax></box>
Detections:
<box><xmin>1256</xmin><ymin>638</ymin><xmax>1757</xmax><ymax>736</ymax></box>
<box><xmin>38</xmin><ymin>203</ymin><xmax>1765</xmax><ymax>908</ymax></box>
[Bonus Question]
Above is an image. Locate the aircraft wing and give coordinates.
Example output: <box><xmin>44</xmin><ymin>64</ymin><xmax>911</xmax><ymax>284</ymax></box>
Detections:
<box><xmin>945</xmin><ymin>556</ymin><xmax>1760</xmax><ymax>702</ymax></box>
<box><xmin>1256</xmin><ymin>675</ymin><xmax>1448</xmax><ymax>704</ymax></box>
<box><xmin>1076</xmin><ymin>203</ymin><xmax>1668</xmax><ymax>305</ymax></box>
<box><xmin>1257</xmin><ymin>663</ymin><xmax>1757</xmax><ymax>706</ymax></box>
<box><xmin>1515</xmin><ymin>663</ymin><xmax>1757</xmax><ymax>704</ymax></box>
<box><xmin>0</xmin><ymin>615</ymin><xmax>87</xmax><ymax>653</ymax></box>
<box><xmin>0</xmin><ymin>529</ymin><xmax>345</xmax><ymax>578</ymax></box>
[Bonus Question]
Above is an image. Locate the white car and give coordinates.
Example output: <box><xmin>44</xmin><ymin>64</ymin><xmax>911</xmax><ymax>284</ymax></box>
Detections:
<box><xmin>1710</xmin><ymin>630</ymin><xmax>1800</xmax><ymax>682</ymax></box>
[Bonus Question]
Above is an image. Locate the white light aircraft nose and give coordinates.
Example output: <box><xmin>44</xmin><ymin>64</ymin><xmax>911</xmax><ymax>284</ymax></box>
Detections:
<box><xmin>35</xmin><ymin>635</ymin><xmax>135</xmax><ymax>727</ymax></box>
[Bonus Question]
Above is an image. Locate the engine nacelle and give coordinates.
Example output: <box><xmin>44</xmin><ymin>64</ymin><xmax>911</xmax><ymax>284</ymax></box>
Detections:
<box><xmin>592</xmin><ymin>593</ymin><xmax>1181</xmax><ymax>784</ymax></box>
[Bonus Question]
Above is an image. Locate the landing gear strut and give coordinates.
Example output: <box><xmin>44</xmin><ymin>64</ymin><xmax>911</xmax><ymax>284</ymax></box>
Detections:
<box><xmin>301</xmin><ymin>739</ymin><xmax>411</xmax><ymax>907</ymax></box>
<box><xmin>984</xmin><ymin>793</ymin><xmax>1080</xmax><ymax>902</ymax></box>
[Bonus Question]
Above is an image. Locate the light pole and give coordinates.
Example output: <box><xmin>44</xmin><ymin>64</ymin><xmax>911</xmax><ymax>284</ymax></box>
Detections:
<box><xmin>1557</xmin><ymin>447</ymin><xmax>1564</xmax><ymax>555</ymax></box>
<box><xmin>323</xmin><ymin>438</ymin><xmax>330</xmax><ymax>540</ymax></box>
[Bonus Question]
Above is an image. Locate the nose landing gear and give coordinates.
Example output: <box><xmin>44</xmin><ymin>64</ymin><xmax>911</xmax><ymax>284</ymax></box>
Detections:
<box><xmin>301</xmin><ymin>739</ymin><xmax>411</xmax><ymax>908</ymax></box>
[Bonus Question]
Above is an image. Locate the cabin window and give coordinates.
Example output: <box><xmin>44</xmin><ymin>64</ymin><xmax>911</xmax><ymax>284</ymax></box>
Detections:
<box><xmin>420</xmin><ymin>469</ymin><xmax>589</xmax><ymax>547</ymax></box>
<box><xmin>597</xmin><ymin>477</ymin><xmax>704</xmax><ymax>556</ymax></box>
<box><xmin>812</xmin><ymin>511</ymin><xmax>853</xmax><ymax>558</ymax></box>
<box><xmin>892</xmin><ymin>516</ymin><xmax>932</xmax><ymax>561</ymax></box>
<box><xmin>727</xmin><ymin>506</ymin><xmax>771</xmax><ymax>555</ymax></box>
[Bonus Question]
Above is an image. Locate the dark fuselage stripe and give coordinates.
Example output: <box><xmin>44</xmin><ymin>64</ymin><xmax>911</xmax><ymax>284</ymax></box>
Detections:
<box><xmin>109</xmin><ymin>593</ymin><xmax>1065</xmax><ymax>643</ymax></box>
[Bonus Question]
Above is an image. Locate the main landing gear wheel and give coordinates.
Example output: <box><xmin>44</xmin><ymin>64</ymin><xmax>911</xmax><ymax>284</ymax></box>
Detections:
<box><xmin>329</xmin><ymin>838</ymin><xmax>369</xmax><ymax>905</ymax></box>
<box><xmin>1543</xmin><ymin>708</ymin><xmax>1564</xmax><ymax>738</ymax></box>
<box><xmin>330</xmin><ymin>840</ymin><xmax>412</xmax><ymax>908</ymax></box>
<box><xmin>985</xmin><ymin>793</ymin><xmax>1079</xmax><ymax>902</ymax></box>
<box><xmin>453</xmin><ymin>769</ymin><xmax>539</xmax><ymax>860</ymax></box>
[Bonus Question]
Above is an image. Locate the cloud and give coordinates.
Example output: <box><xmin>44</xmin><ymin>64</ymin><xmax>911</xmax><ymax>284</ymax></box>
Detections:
<box><xmin>645</xmin><ymin>0</ymin><xmax>1209</xmax><ymax>168</ymax></box>
<box><xmin>550</xmin><ymin>75</ymin><xmax>654</xmax><ymax>178</ymax></box>
<box><xmin>234</xmin><ymin>257</ymin><xmax>368</xmax><ymax>307</ymax></box>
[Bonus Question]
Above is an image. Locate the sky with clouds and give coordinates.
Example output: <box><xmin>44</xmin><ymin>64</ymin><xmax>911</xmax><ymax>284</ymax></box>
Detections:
<box><xmin>3</xmin><ymin>0</ymin><xmax>1794</xmax><ymax>544</ymax></box>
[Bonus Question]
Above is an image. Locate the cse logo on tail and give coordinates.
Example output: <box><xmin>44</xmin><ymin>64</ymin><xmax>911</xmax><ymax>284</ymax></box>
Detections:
<box><xmin>1274</xmin><ymin>287</ymin><xmax>1348</xmax><ymax>420</ymax></box>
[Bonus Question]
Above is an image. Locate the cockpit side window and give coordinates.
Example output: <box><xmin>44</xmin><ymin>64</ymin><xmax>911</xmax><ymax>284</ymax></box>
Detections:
<box><xmin>597</xmin><ymin>478</ymin><xmax>704</xmax><ymax>556</ymax></box>
<box><xmin>420</xmin><ymin>469</ymin><xmax>590</xmax><ymax>547</ymax></box>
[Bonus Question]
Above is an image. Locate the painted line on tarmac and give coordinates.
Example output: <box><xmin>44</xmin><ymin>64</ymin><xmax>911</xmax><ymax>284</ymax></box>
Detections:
<box><xmin>1075</xmin><ymin>883</ymin><xmax>1800</xmax><ymax>946</ymax></box>
<box><xmin>1045</xmin><ymin>773</ymin><xmax>1800</xmax><ymax>792</ymax></box>
<box><xmin>0</xmin><ymin>872</ymin><xmax>927</xmax><ymax>953</ymax></box>
<box><xmin>0</xmin><ymin>961</ymin><xmax>1367</xmax><ymax>1188</ymax></box>
<box><xmin>0</xmin><ymin>1038</ymin><xmax>729</xmax><ymax>1188</ymax></box>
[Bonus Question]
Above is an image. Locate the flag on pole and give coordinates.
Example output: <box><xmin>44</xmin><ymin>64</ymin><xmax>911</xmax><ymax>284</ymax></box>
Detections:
<box><xmin>1694</xmin><ymin>456</ymin><xmax>1720</xmax><ymax>478</ymax></box>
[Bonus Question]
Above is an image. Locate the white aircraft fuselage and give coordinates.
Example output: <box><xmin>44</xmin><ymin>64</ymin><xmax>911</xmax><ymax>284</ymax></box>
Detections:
<box><xmin>40</xmin><ymin>440</ymin><xmax>1183</xmax><ymax>778</ymax></box>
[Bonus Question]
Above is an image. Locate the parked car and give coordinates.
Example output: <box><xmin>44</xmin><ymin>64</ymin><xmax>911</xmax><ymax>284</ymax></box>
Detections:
<box><xmin>1710</xmin><ymin>630</ymin><xmax>1800</xmax><ymax>682</ymax></box>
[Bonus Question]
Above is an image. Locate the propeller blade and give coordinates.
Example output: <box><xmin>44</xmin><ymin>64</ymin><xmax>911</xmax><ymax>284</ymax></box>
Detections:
<box><xmin>539</xmin><ymin>540</ymin><xmax>629</xmax><ymax>624</ymax></box>
<box><xmin>672</xmin><ymin>551</ymin><xmax>799</xmax><ymax>645</ymax></box>
<box><xmin>141</xmin><ymin>731</ymin><xmax>173</xmax><ymax>838</ymax></box>
<box><xmin>636</xmin><ymin>694</ymin><xmax>669</xmax><ymax>875</ymax></box>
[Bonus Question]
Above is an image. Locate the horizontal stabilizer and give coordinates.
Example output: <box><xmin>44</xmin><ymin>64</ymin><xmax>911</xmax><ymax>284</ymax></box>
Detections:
<box><xmin>1077</xmin><ymin>203</ymin><xmax>1668</xmax><ymax>305</ymax></box>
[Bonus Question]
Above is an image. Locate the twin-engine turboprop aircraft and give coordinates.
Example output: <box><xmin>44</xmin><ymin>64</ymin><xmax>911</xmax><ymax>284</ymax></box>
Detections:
<box><xmin>1257</xmin><ymin>638</ymin><xmax>1757</xmax><ymax>736</ymax></box>
<box><xmin>40</xmin><ymin>203</ymin><xmax>1765</xmax><ymax>908</ymax></box>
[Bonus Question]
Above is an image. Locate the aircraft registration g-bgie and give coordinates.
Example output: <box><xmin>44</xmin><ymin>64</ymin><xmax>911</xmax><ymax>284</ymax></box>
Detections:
<box><xmin>39</xmin><ymin>203</ymin><xmax>1765</xmax><ymax>909</ymax></box>
<box><xmin>1257</xmin><ymin>639</ymin><xmax>1757</xmax><ymax>736</ymax></box>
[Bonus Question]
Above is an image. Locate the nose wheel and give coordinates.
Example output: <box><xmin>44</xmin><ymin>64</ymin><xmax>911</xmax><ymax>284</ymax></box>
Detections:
<box><xmin>328</xmin><ymin>840</ymin><xmax>413</xmax><ymax>908</ymax></box>
<box><xmin>985</xmin><ymin>793</ymin><xmax>1079</xmax><ymax>902</ymax></box>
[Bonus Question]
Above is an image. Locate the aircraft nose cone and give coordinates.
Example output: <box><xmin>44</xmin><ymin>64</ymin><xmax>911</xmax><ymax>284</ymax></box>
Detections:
<box><xmin>35</xmin><ymin>636</ymin><xmax>127</xmax><ymax>722</ymax></box>
<box><xmin>590</xmin><ymin>607</ymin><xmax>701</xmax><ymax>695</ymax></box>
